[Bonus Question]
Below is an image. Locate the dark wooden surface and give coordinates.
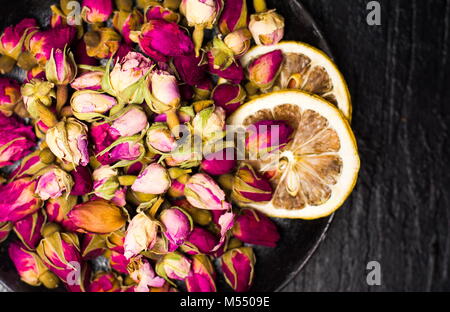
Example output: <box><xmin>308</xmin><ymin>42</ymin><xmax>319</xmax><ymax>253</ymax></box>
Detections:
<box><xmin>284</xmin><ymin>0</ymin><xmax>450</xmax><ymax>292</ymax></box>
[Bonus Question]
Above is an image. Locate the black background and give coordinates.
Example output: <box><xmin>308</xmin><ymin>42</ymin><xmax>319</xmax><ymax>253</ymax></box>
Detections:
<box><xmin>285</xmin><ymin>0</ymin><xmax>450</xmax><ymax>291</ymax></box>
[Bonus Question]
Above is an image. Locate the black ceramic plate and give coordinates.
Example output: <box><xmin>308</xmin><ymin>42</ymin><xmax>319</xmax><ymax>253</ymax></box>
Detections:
<box><xmin>0</xmin><ymin>0</ymin><xmax>335</xmax><ymax>292</ymax></box>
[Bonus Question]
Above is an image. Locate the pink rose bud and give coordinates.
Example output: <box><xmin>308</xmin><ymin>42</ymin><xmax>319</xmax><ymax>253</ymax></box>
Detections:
<box><xmin>0</xmin><ymin>112</ymin><xmax>36</xmax><ymax>168</ymax></box>
<box><xmin>0</xmin><ymin>177</ymin><xmax>42</xmax><ymax>223</ymax></box>
<box><xmin>113</xmin><ymin>9</ymin><xmax>144</xmax><ymax>44</ymax></box>
<box><xmin>246</xmin><ymin>120</ymin><xmax>293</xmax><ymax>157</ymax></box>
<box><xmin>46</xmin><ymin>118</ymin><xmax>90</xmax><ymax>167</ymax></box>
<box><xmin>131</xmin><ymin>163</ymin><xmax>171</xmax><ymax>195</ymax></box>
<box><xmin>45</xmin><ymin>46</ymin><xmax>78</xmax><ymax>86</ymax></box>
<box><xmin>192</xmin><ymin>106</ymin><xmax>226</xmax><ymax>143</ymax></box>
<box><xmin>149</xmin><ymin>71</ymin><xmax>181</xmax><ymax>113</ymax></box>
<box><xmin>221</xmin><ymin>247</ymin><xmax>256</xmax><ymax>292</ymax></box>
<box><xmin>212</xmin><ymin>83</ymin><xmax>246</xmax><ymax>116</ymax></box>
<box><xmin>185</xmin><ymin>173</ymin><xmax>232</xmax><ymax>211</ymax></box>
<box><xmin>156</xmin><ymin>252</ymin><xmax>192</xmax><ymax>281</ymax></box>
<box><xmin>201</xmin><ymin>148</ymin><xmax>237</xmax><ymax>176</ymax></box>
<box><xmin>218</xmin><ymin>0</ymin><xmax>248</xmax><ymax>35</ymax></box>
<box><xmin>81</xmin><ymin>233</ymin><xmax>107</xmax><ymax>260</ymax></box>
<box><xmin>108</xmin><ymin>249</ymin><xmax>130</xmax><ymax>275</ymax></box>
<box><xmin>249</xmin><ymin>10</ymin><xmax>285</xmax><ymax>46</ymax></box>
<box><xmin>124</xmin><ymin>212</ymin><xmax>159</xmax><ymax>259</ymax></box>
<box><xmin>224</xmin><ymin>28</ymin><xmax>252</xmax><ymax>58</ymax></box>
<box><xmin>128</xmin><ymin>256</ymin><xmax>166</xmax><ymax>292</ymax></box>
<box><xmin>45</xmin><ymin>195</ymin><xmax>78</xmax><ymax>224</ymax></box>
<box><xmin>181</xmin><ymin>227</ymin><xmax>219</xmax><ymax>255</ymax></box>
<box><xmin>232</xmin><ymin>208</ymin><xmax>280</xmax><ymax>247</ymax></box>
<box><xmin>146</xmin><ymin>123</ymin><xmax>177</xmax><ymax>154</ymax></box>
<box><xmin>0</xmin><ymin>18</ymin><xmax>38</xmax><ymax>61</ymax></box>
<box><xmin>185</xmin><ymin>254</ymin><xmax>217</xmax><ymax>292</ymax></box>
<box><xmin>110</xmin><ymin>141</ymin><xmax>144</xmax><ymax>164</ymax></box>
<box><xmin>89</xmin><ymin>272</ymin><xmax>122</xmax><ymax>292</ymax></box>
<box><xmin>173</xmin><ymin>54</ymin><xmax>208</xmax><ymax>87</ymax></box>
<box><xmin>232</xmin><ymin>163</ymin><xmax>273</xmax><ymax>203</ymax></box>
<box><xmin>131</xmin><ymin>20</ymin><xmax>194</xmax><ymax>62</ymax></box>
<box><xmin>63</xmin><ymin>199</ymin><xmax>127</xmax><ymax>234</ymax></box>
<box><xmin>247</xmin><ymin>49</ymin><xmax>284</xmax><ymax>90</ymax></box>
<box><xmin>35</xmin><ymin>166</ymin><xmax>74</xmax><ymax>200</ymax></box>
<box><xmin>8</xmin><ymin>241</ymin><xmax>60</xmax><ymax>289</ymax></box>
<box><xmin>110</xmin><ymin>106</ymin><xmax>149</xmax><ymax>137</ymax></box>
<box><xmin>0</xmin><ymin>77</ymin><xmax>22</xmax><ymax>116</ymax></box>
<box><xmin>160</xmin><ymin>207</ymin><xmax>193</xmax><ymax>248</ymax></box>
<box><xmin>0</xmin><ymin>221</ymin><xmax>12</xmax><ymax>243</ymax></box>
<box><xmin>81</xmin><ymin>0</ymin><xmax>113</xmax><ymax>24</ymax></box>
<box><xmin>71</xmin><ymin>91</ymin><xmax>118</xmax><ymax>120</ymax></box>
<box><xmin>13</xmin><ymin>209</ymin><xmax>46</xmax><ymax>250</ymax></box>
<box><xmin>71</xmin><ymin>71</ymin><xmax>104</xmax><ymax>91</ymax></box>
<box><xmin>93</xmin><ymin>165</ymin><xmax>119</xmax><ymax>200</ymax></box>
<box><xmin>145</xmin><ymin>5</ymin><xmax>181</xmax><ymax>23</ymax></box>
<box><xmin>90</xmin><ymin>123</ymin><xmax>118</xmax><ymax>165</ymax></box>
<box><xmin>25</xmin><ymin>25</ymin><xmax>77</xmax><ymax>65</ymax></box>
<box><xmin>207</xmin><ymin>51</ymin><xmax>245</xmax><ymax>83</ymax></box>
<box><xmin>70</xmin><ymin>166</ymin><xmax>93</xmax><ymax>196</ymax></box>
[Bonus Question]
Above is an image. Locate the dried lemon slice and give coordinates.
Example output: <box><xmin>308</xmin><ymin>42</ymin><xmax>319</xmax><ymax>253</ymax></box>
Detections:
<box><xmin>228</xmin><ymin>90</ymin><xmax>360</xmax><ymax>219</ymax></box>
<box><xmin>241</xmin><ymin>41</ymin><xmax>352</xmax><ymax>121</ymax></box>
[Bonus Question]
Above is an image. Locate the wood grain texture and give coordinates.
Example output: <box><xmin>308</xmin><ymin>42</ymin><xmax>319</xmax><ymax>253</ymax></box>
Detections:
<box><xmin>284</xmin><ymin>0</ymin><xmax>450</xmax><ymax>291</ymax></box>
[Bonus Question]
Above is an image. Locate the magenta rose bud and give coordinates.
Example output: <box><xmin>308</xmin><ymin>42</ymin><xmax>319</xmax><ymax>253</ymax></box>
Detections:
<box><xmin>185</xmin><ymin>173</ymin><xmax>232</xmax><ymax>211</ymax></box>
<box><xmin>81</xmin><ymin>0</ymin><xmax>113</xmax><ymax>24</ymax></box>
<box><xmin>110</xmin><ymin>106</ymin><xmax>149</xmax><ymax>137</ymax></box>
<box><xmin>0</xmin><ymin>177</ymin><xmax>42</xmax><ymax>223</ymax></box>
<box><xmin>132</xmin><ymin>163</ymin><xmax>171</xmax><ymax>195</ymax></box>
<box><xmin>89</xmin><ymin>272</ymin><xmax>122</xmax><ymax>292</ymax></box>
<box><xmin>221</xmin><ymin>247</ymin><xmax>256</xmax><ymax>292</ymax></box>
<box><xmin>156</xmin><ymin>252</ymin><xmax>192</xmax><ymax>281</ymax></box>
<box><xmin>185</xmin><ymin>254</ymin><xmax>217</xmax><ymax>292</ymax></box>
<box><xmin>212</xmin><ymin>83</ymin><xmax>246</xmax><ymax>116</ymax></box>
<box><xmin>160</xmin><ymin>207</ymin><xmax>193</xmax><ymax>248</ymax></box>
<box><xmin>207</xmin><ymin>51</ymin><xmax>245</xmax><ymax>83</ymax></box>
<box><xmin>45</xmin><ymin>46</ymin><xmax>78</xmax><ymax>86</ymax></box>
<box><xmin>246</xmin><ymin>120</ymin><xmax>293</xmax><ymax>157</ymax></box>
<box><xmin>13</xmin><ymin>209</ymin><xmax>46</xmax><ymax>250</ymax></box>
<box><xmin>8</xmin><ymin>241</ymin><xmax>60</xmax><ymax>289</ymax></box>
<box><xmin>218</xmin><ymin>0</ymin><xmax>247</xmax><ymax>35</ymax></box>
<box><xmin>201</xmin><ymin>148</ymin><xmax>237</xmax><ymax>176</ymax></box>
<box><xmin>131</xmin><ymin>20</ymin><xmax>194</xmax><ymax>62</ymax></box>
<box><xmin>182</xmin><ymin>227</ymin><xmax>219</xmax><ymax>255</ymax></box>
<box><xmin>145</xmin><ymin>5</ymin><xmax>181</xmax><ymax>23</ymax></box>
<box><xmin>247</xmin><ymin>49</ymin><xmax>284</xmax><ymax>90</ymax></box>
<box><xmin>249</xmin><ymin>10</ymin><xmax>285</xmax><ymax>46</ymax></box>
<box><xmin>45</xmin><ymin>195</ymin><xmax>77</xmax><ymax>224</ymax></box>
<box><xmin>74</xmin><ymin>40</ymin><xmax>99</xmax><ymax>67</ymax></box>
<box><xmin>81</xmin><ymin>233</ymin><xmax>107</xmax><ymax>260</ymax></box>
<box><xmin>70</xmin><ymin>166</ymin><xmax>93</xmax><ymax>196</ymax></box>
<box><xmin>232</xmin><ymin>208</ymin><xmax>280</xmax><ymax>247</ymax></box>
<box><xmin>173</xmin><ymin>55</ymin><xmax>208</xmax><ymax>87</ymax></box>
<box><xmin>0</xmin><ymin>77</ymin><xmax>22</xmax><ymax>116</ymax></box>
<box><xmin>232</xmin><ymin>163</ymin><xmax>273</xmax><ymax>203</ymax></box>
<box><xmin>124</xmin><ymin>212</ymin><xmax>159</xmax><ymax>259</ymax></box>
<box><xmin>110</xmin><ymin>141</ymin><xmax>144</xmax><ymax>164</ymax></box>
<box><xmin>71</xmin><ymin>71</ymin><xmax>104</xmax><ymax>91</ymax></box>
<box><xmin>35</xmin><ymin>166</ymin><xmax>74</xmax><ymax>201</ymax></box>
<box><xmin>0</xmin><ymin>18</ymin><xmax>38</xmax><ymax>61</ymax></box>
<box><xmin>0</xmin><ymin>222</ymin><xmax>12</xmax><ymax>243</ymax></box>
<box><xmin>146</xmin><ymin>123</ymin><xmax>177</xmax><ymax>154</ymax></box>
<box><xmin>113</xmin><ymin>9</ymin><xmax>144</xmax><ymax>44</ymax></box>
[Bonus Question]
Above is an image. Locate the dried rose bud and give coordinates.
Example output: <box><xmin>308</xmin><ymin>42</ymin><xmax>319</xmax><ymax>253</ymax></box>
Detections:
<box><xmin>85</xmin><ymin>27</ymin><xmax>121</xmax><ymax>59</ymax></box>
<box><xmin>201</xmin><ymin>148</ymin><xmax>237</xmax><ymax>176</ymax></box>
<box><xmin>218</xmin><ymin>0</ymin><xmax>247</xmax><ymax>35</ymax></box>
<box><xmin>0</xmin><ymin>18</ymin><xmax>38</xmax><ymax>62</ymax></box>
<box><xmin>224</xmin><ymin>28</ymin><xmax>252</xmax><ymax>58</ymax></box>
<box><xmin>63</xmin><ymin>199</ymin><xmax>127</xmax><ymax>234</ymax></box>
<box><xmin>65</xmin><ymin>262</ymin><xmax>91</xmax><ymax>292</ymax></box>
<box><xmin>148</xmin><ymin>71</ymin><xmax>181</xmax><ymax>114</ymax></box>
<box><xmin>206</xmin><ymin>51</ymin><xmax>245</xmax><ymax>83</ymax></box>
<box><xmin>9</xmin><ymin>241</ymin><xmax>60</xmax><ymax>289</ymax></box>
<box><xmin>212</xmin><ymin>83</ymin><xmax>246</xmax><ymax>116</ymax></box>
<box><xmin>0</xmin><ymin>221</ymin><xmax>12</xmax><ymax>243</ymax></box>
<box><xmin>81</xmin><ymin>233</ymin><xmax>107</xmax><ymax>260</ymax></box>
<box><xmin>181</xmin><ymin>226</ymin><xmax>218</xmax><ymax>255</ymax></box>
<box><xmin>249</xmin><ymin>10</ymin><xmax>285</xmax><ymax>46</ymax></box>
<box><xmin>160</xmin><ymin>207</ymin><xmax>193</xmax><ymax>248</ymax></box>
<box><xmin>146</xmin><ymin>123</ymin><xmax>177</xmax><ymax>154</ymax></box>
<box><xmin>71</xmin><ymin>91</ymin><xmax>117</xmax><ymax>121</ymax></box>
<box><xmin>45</xmin><ymin>195</ymin><xmax>77</xmax><ymax>224</ymax></box>
<box><xmin>185</xmin><ymin>173</ymin><xmax>232</xmax><ymax>211</ymax></box>
<box><xmin>89</xmin><ymin>271</ymin><xmax>122</xmax><ymax>292</ymax></box>
<box><xmin>193</xmin><ymin>106</ymin><xmax>226</xmax><ymax>144</ymax></box>
<box><xmin>46</xmin><ymin>118</ymin><xmax>90</xmax><ymax>167</ymax></box>
<box><xmin>145</xmin><ymin>5</ymin><xmax>180</xmax><ymax>23</ymax></box>
<box><xmin>245</xmin><ymin>120</ymin><xmax>293</xmax><ymax>157</ymax></box>
<box><xmin>124</xmin><ymin>212</ymin><xmax>159</xmax><ymax>259</ymax></box>
<box><xmin>0</xmin><ymin>113</ymin><xmax>36</xmax><ymax>168</ymax></box>
<box><xmin>25</xmin><ymin>25</ymin><xmax>77</xmax><ymax>66</ymax></box>
<box><xmin>0</xmin><ymin>77</ymin><xmax>22</xmax><ymax>116</ymax></box>
<box><xmin>130</xmin><ymin>20</ymin><xmax>193</xmax><ymax>62</ymax></box>
<box><xmin>92</xmin><ymin>165</ymin><xmax>120</xmax><ymax>201</ymax></box>
<box><xmin>109</xmin><ymin>141</ymin><xmax>145</xmax><ymax>166</ymax></box>
<box><xmin>35</xmin><ymin>166</ymin><xmax>74</xmax><ymax>200</ymax></box>
<box><xmin>173</xmin><ymin>54</ymin><xmax>208</xmax><ymax>87</ymax></box>
<box><xmin>110</xmin><ymin>106</ymin><xmax>149</xmax><ymax>137</ymax></box>
<box><xmin>172</xmin><ymin>198</ymin><xmax>212</xmax><ymax>226</ymax></box>
<box><xmin>70</xmin><ymin>166</ymin><xmax>93</xmax><ymax>196</ymax></box>
<box><xmin>185</xmin><ymin>254</ymin><xmax>216</xmax><ymax>292</ymax></box>
<box><xmin>180</xmin><ymin>0</ymin><xmax>222</xmax><ymax>56</ymax></box>
<box><xmin>131</xmin><ymin>163</ymin><xmax>171</xmax><ymax>195</ymax></box>
<box><xmin>232</xmin><ymin>163</ymin><xmax>273</xmax><ymax>203</ymax></box>
<box><xmin>128</xmin><ymin>256</ymin><xmax>165</xmax><ymax>292</ymax></box>
<box><xmin>233</xmin><ymin>208</ymin><xmax>279</xmax><ymax>247</ymax></box>
<box><xmin>104</xmin><ymin>231</ymin><xmax>130</xmax><ymax>274</ymax></box>
<box><xmin>21</xmin><ymin>79</ymin><xmax>55</xmax><ymax>119</ymax></box>
<box><xmin>113</xmin><ymin>9</ymin><xmax>144</xmax><ymax>44</ymax></box>
<box><xmin>0</xmin><ymin>177</ymin><xmax>42</xmax><ymax>223</ymax></box>
<box><xmin>221</xmin><ymin>247</ymin><xmax>256</xmax><ymax>292</ymax></box>
<box><xmin>45</xmin><ymin>46</ymin><xmax>78</xmax><ymax>86</ymax></box>
<box><xmin>81</xmin><ymin>0</ymin><xmax>113</xmax><ymax>24</ymax></box>
<box><xmin>74</xmin><ymin>39</ymin><xmax>99</xmax><ymax>67</ymax></box>
<box><xmin>71</xmin><ymin>71</ymin><xmax>104</xmax><ymax>91</ymax></box>
<box><xmin>207</xmin><ymin>36</ymin><xmax>237</xmax><ymax>71</ymax></box>
<box><xmin>14</xmin><ymin>209</ymin><xmax>46</xmax><ymax>250</ymax></box>
<box><xmin>156</xmin><ymin>252</ymin><xmax>192</xmax><ymax>282</ymax></box>
<box><xmin>247</xmin><ymin>49</ymin><xmax>284</xmax><ymax>90</ymax></box>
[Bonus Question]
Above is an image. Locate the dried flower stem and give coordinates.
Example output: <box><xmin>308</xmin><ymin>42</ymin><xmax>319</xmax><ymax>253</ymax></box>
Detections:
<box><xmin>253</xmin><ymin>0</ymin><xmax>267</xmax><ymax>13</ymax></box>
<box><xmin>166</xmin><ymin>108</ymin><xmax>181</xmax><ymax>138</ymax></box>
<box><xmin>56</xmin><ymin>84</ymin><xmax>69</xmax><ymax>114</ymax></box>
<box><xmin>193</xmin><ymin>25</ymin><xmax>205</xmax><ymax>57</ymax></box>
